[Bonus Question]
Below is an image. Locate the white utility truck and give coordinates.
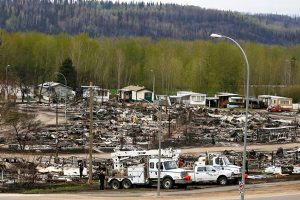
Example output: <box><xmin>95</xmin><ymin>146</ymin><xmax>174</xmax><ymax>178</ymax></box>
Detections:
<box><xmin>188</xmin><ymin>161</ymin><xmax>237</xmax><ymax>185</ymax></box>
<box><xmin>187</xmin><ymin>155</ymin><xmax>241</xmax><ymax>185</ymax></box>
<box><xmin>201</xmin><ymin>155</ymin><xmax>241</xmax><ymax>180</ymax></box>
<box><xmin>108</xmin><ymin>149</ymin><xmax>191</xmax><ymax>189</ymax></box>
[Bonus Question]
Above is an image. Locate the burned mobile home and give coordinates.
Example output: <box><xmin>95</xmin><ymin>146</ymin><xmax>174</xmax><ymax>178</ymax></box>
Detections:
<box><xmin>81</xmin><ymin>86</ymin><xmax>110</xmax><ymax>103</ymax></box>
<box><xmin>36</xmin><ymin>82</ymin><xmax>75</xmax><ymax>102</ymax></box>
<box><xmin>252</xmin><ymin>126</ymin><xmax>297</xmax><ymax>143</ymax></box>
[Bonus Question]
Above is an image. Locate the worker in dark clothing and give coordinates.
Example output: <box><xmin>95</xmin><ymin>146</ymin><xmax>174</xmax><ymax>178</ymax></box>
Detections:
<box><xmin>245</xmin><ymin>160</ymin><xmax>249</xmax><ymax>174</ymax></box>
<box><xmin>79</xmin><ymin>163</ymin><xmax>84</xmax><ymax>178</ymax></box>
<box><xmin>99</xmin><ymin>170</ymin><xmax>106</xmax><ymax>190</ymax></box>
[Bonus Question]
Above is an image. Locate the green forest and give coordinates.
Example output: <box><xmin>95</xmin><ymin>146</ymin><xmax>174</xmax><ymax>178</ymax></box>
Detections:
<box><xmin>1</xmin><ymin>30</ymin><xmax>300</xmax><ymax>101</ymax></box>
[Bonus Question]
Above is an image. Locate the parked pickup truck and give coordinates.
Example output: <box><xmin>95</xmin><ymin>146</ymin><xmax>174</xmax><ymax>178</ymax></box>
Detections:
<box><xmin>188</xmin><ymin>164</ymin><xmax>237</xmax><ymax>185</ymax></box>
<box><xmin>196</xmin><ymin>155</ymin><xmax>241</xmax><ymax>182</ymax></box>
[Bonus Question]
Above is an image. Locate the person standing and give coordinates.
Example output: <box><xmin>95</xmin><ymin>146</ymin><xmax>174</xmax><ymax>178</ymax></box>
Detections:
<box><xmin>245</xmin><ymin>159</ymin><xmax>249</xmax><ymax>174</ymax></box>
<box><xmin>99</xmin><ymin>170</ymin><xmax>105</xmax><ymax>190</ymax></box>
<box><xmin>79</xmin><ymin>163</ymin><xmax>84</xmax><ymax>178</ymax></box>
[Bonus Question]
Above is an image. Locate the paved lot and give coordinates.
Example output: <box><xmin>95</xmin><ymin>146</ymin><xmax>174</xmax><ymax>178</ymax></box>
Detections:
<box><xmin>246</xmin><ymin>194</ymin><xmax>300</xmax><ymax>200</ymax></box>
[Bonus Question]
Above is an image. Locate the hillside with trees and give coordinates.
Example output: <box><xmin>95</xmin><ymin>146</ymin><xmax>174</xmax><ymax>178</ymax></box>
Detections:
<box><xmin>0</xmin><ymin>0</ymin><xmax>300</xmax><ymax>45</ymax></box>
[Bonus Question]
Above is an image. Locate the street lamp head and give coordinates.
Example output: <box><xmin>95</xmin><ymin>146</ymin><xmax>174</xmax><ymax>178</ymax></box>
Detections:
<box><xmin>210</xmin><ymin>33</ymin><xmax>223</xmax><ymax>38</ymax></box>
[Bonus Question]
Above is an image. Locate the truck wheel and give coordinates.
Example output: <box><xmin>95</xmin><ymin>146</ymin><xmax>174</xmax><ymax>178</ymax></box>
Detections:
<box><xmin>110</xmin><ymin>179</ymin><xmax>121</xmax><ymax>189</ymax></box>
<box><xmin>145</xmin><ymin>178</ymin><xmax>152</xmax><ymax>185</ymax></box>
<box><xmin>218</xmin><ymin>176</ymin><xmax>228</xmax><ymax>185</ymax></box>
<box><xmin>233</xmin><ymin>177</ymin><xmax>240</xmax><ymax>184</ymax></box>
<box><xmin>162</xmin><ymin>178</ymin><xmax>174</xmax><ymax>189</ymax></box>
<box><xmin>122</xmin><ymin>179</ymin><xmax>132</xmax><ymax>189</ymax></box>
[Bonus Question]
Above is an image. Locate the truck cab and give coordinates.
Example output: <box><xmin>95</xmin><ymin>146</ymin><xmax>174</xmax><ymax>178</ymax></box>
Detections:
<box><xmin>148</xmin><ymin>158</ymin><xmax>191</xmax><ymax>188</ymax></box>
<box><xmin>212</xmin><ymin>156</ymin><xmax>241</xmax><ymax>178</ymax></box>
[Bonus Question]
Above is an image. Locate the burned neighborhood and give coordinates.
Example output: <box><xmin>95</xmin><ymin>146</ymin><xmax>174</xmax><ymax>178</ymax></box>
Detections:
<box><xmin>0</xmin><ymin>84</ymin><xmax>300</xmax><ymax>192</ymax></box>
<box><xmin>1</xmin><ymin>1</ymin><xmax>300</xmax><ymax>199</ymax></box>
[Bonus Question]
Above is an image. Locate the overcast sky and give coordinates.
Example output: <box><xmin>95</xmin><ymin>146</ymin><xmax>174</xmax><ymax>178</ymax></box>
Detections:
<box><xmin>120</xmin><ymin>0</ymin><xmax>300</xmax><ymax>16</ymax></box>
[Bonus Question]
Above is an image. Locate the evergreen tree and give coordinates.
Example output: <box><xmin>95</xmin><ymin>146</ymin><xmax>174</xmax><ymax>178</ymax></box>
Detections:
<box><xmin>57</xmin><ymin>58</ymin><xmax>77</xmax><ymax>90</ymax></box>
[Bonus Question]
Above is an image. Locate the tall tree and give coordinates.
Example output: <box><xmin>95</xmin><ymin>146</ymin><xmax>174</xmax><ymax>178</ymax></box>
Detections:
<box><xmin>57</xmin><ymin>58</ymin><xmax>77</xmax><ymax>90</ymax></box>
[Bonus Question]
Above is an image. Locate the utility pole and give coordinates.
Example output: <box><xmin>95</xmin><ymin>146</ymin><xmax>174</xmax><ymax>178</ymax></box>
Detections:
<box><xmin>139</xmin><ymin>98</ymin><xmax>162</xmax><ymax>196</ymax></box>
<box><xmin>5</xmin><ymin>65</ymin><xmax>10</xmax><ymax>101</ymax></box>
<box><xmin>55</xmin><ymin>96</ymin><xmax>59</xmax><ymax>161</ymax></box>
<box><xmin>88</xmin><ymin>82</ymin><xmax>94</xmax><ymax>184</ymax></box>
<box><xmin>168</xmin><ymin>107</ymin><xmax>171</xmax><ymax>138</ymax></box>
<box><xmin>157</xmin><ymin>110</ymin><xmax>161</xmax><ymax>196</ymax></box>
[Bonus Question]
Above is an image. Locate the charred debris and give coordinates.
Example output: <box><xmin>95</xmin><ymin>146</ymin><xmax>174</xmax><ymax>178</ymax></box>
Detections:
<box><xmin>0</xmin><ymin>100</ymin><xmax>300</xmax><ymax>188</ymax></box>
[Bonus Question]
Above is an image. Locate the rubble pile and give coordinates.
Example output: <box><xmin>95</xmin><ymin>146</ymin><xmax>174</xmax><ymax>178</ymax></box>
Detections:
<box><xmin>1</xmin><ymin>100</ymin><xmax>300</xmax><ymax>188</ymax></box>
<box><xmin>1</xmin><ymin>101</ymin><xmax>299</xmax><ymax>153</ymax></box>
<box><xmin>1</xmin><ymin>147</ymin><xmax>299</xmax><ymax>187</ymax></box>
<box><xmin>165</xmin><ymin>107</ymin><xmax>299</xmax><ymax>147</ymax></box>
<box><xmin>0</xmin><ymin>155</ymin><xmax>111</xmax><ymax>186</ymax></box>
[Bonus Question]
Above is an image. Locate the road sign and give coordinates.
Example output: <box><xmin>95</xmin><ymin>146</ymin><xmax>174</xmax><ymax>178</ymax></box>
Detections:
<box><xmin>239</xmin><ymin>181</ymin><xmax>244</xmax><ymax>193</ymax></box>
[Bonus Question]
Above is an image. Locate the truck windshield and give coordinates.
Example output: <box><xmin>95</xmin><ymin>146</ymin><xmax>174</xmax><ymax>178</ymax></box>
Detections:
<box><xmin>164</xmin><ymin>161</ymin><xmax>178</xmax><ymax>170</ymax></box>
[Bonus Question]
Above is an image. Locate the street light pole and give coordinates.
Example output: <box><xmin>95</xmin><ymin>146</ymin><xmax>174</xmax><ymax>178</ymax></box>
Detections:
<box><xmin>139</xmin><ymin>98</ymin><xmax>161</xmax><ymax>196</ymax></box>
<box><xmin>88</xmin><ymin>82</ymin><xmax>94</xmax><ymax>184</ymax></box>
<box><xmin>55</xmin><ymin>72</ymin><xmax>67</xmax><ymax>124</ymax></box>
<box><xmin>210</xmin><ymin>33</ymin><xmax>250</xmax><ymax>200</ymax></box>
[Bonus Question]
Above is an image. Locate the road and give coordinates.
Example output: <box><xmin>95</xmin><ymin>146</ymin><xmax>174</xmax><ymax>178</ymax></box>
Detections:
<box><xmin>246</xmin><ymin>194</ymin><xmax>300</xmax><ymax>200</ymax></box>
<box><xmin>0</xmin><ymin>181</ymin><xmax>299</xmax><ymax>200</ymax></box>
<box><xmin>1</xmin><ymin>193</ymin><xmax>298</xmax><ymax>200</ymax></box>
<box><xmin>1</xmin><ymin>142</ymin><xmax>300</xmax><ymax>160</ymax></box>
